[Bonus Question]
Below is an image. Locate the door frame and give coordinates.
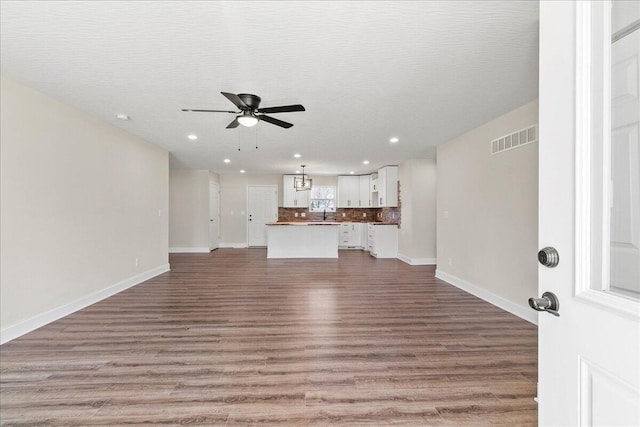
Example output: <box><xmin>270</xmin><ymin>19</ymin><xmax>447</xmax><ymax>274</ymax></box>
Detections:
<box><xmin>246</xmin><ymin>184</ymin><xmax>278</xmax><ymax>247</ymax></box>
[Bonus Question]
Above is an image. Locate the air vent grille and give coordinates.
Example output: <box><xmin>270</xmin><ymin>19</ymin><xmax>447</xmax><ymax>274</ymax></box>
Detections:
<box><xmin>491</xmin><ymin>125</ymin><xmax>538</xmax><ymax>154</ymax></box>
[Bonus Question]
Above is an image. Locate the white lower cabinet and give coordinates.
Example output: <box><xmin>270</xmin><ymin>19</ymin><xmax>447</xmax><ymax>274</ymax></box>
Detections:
<box><xmin>367</xmin><ymin>223</ymin><xmax>398</xmax><ymax>258</ymax></box>
<box><xmin>338</xmin><ymin>222</ymin><xmax>363</xmax><ymax>248</ymax></box>
<box><xmin>360</xmin><ymin>223</ymin><xmax>368</xmax><ymax>250</ymax></box>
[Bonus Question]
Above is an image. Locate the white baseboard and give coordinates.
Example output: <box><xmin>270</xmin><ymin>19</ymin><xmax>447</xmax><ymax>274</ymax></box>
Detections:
<box><xmin>0</xmin><ymin>263</ymin><xmax>170</xmax><ymax>345</ymax></box>
<box><xmin>397</xmin><ymin>254</ymin><xmax>437</xmax><ymax>265</ymax></box>
<box><xmin>435</xmin><ymin>269</ymin><xmax>537</xmax><ymax>325</ymax></box>
<box><xmin>169</xmin><ymin>247</ymin><xmax>211</xmax><ymax>253</ymax></box>
<box><xmin>218</xmin><ymin>243</ymin><xmax>248</xmax><ymax>248</ymax></box>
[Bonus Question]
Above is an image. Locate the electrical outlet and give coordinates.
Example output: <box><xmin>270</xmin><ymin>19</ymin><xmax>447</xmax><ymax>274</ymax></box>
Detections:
<box><xmin>135</xmin><ymin>258</ymin><xmax>140</xmax><ymax>267</ymax></box>
<box><xmin>342</xmin><ymin>212</ymin><xmax>346</xmax><ymax>217</ymax></box>
<box><xmin>294</xmin><ymin>212</ymin><xmax>298</xmax><ymax>217</ymax></box>
<box><xmin>362</xmin><ymin>213</ymin><xmax>366</xmax><ymax>217</ymax></box>
<box><xmin>301</xmin><ymin>212</ymin><xmax>306</xmax><ymax>217</ymax></box>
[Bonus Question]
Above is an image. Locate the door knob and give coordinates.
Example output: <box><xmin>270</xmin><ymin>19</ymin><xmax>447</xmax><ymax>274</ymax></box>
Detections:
<box><xmin>529</xmin><ymin>291</ymin><xmax>560</xmax><ymax>317</ymax></box>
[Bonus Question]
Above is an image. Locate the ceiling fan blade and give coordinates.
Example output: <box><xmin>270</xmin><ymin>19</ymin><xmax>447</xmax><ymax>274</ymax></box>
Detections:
<box><xmin>182</xmin><ymin>108</ymin><xmax>238</xmax><ymax>113</ymax></box>
<box><xmin>221</xmin><ymin>92</ymin><xmax>248</xmax><ymax>110</ymax></box>
<box><xmin>226</xmin><ymin>117</ymin><xmax>240</xmax><ymax>129</ymax></box>
<box><xmin>259</xmin><ymin>114</ymin><xmax>293</xmax><ymax>129</ymax></box>
<box><xmin>258</xmin><ymin>104</ymin><xmax>306</xmax><ymax>114</ymax></box>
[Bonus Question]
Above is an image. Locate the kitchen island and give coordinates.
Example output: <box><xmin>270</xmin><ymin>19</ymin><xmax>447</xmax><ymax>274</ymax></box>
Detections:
<box><xmin>266</xmin><ymin>222</ymin><xmax>340</xmax><ymax>258</ymax></box>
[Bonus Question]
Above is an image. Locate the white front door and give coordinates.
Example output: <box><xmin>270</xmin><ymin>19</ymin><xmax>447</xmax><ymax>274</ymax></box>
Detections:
<box><xmin>538</xmin><ymin>1</ymin><xmax>640</xmax><ymax>425</ymax></box>
<box><xmin>247</xmin><ymin>185</ymin><xmax>277</xmax><ymax>247</ymax></box>
<box><xmin>209</xmin><ymin>182</ymin><xmax>219</xmax><ymax>251</ymax></box>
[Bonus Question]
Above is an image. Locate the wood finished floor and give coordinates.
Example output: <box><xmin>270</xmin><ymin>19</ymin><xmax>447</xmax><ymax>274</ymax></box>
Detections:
<box><xmin>0</xmin><ymin>249</ymin><xmax>537</xmax><ymax>426</ymax></box>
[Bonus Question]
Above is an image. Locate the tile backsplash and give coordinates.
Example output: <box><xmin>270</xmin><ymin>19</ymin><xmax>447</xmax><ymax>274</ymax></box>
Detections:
<box><xmin>278</xmin><ymin>207</ymin><xmax>400</xmax><ymax>225</ymax></box>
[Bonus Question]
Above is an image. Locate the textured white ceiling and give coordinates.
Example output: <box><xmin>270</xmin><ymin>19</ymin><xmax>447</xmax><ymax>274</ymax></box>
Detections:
<box><xmin>0</xmin><ymin>1</ymin><xmax>539</xmax><ymax>175</ymax></box>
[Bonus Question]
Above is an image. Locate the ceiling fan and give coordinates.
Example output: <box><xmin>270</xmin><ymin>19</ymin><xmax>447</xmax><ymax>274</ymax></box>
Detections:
<box><xmin>182</xmin><ymin>92</ymin><xmax>305</xmax><ymax>129</ymax></box>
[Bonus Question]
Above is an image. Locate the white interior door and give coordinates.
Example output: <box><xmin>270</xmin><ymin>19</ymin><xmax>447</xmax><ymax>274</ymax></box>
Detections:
<box><xmin>209</xmin><ymin>182</ymin><xmax>219</xmax><ymax>251</ymax></box>
<box><xmin>247</xmin><ymin>185</ymin><xmax>277</xmax><ymax>247</ymax></box>
<box><xmin>538</xmin><ymin>1</ymin><xmax>640</xmax><ymax>425</ymax></box>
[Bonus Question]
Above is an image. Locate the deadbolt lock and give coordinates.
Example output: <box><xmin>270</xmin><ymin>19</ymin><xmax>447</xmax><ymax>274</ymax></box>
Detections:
<box><xmin>538</xmin><ymin>247</ymin><xmax>559</xmax><ymax>268</ymax></box>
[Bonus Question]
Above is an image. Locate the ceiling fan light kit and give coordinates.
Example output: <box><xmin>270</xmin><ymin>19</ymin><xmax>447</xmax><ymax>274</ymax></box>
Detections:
<box><xmin>237</xmin><ymin>111</ymin><xmax>258</xmax><ymax>127</ymax></box>
<box><xmin>182</xmin><ymin>91</ymin><xmax>305</xmax><ymax>129</ymax></box>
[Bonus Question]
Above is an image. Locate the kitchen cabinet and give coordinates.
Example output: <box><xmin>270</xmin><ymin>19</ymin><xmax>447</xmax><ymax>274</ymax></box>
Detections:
<box><xmin>372</xmin><ymin>166</ymin><xmax>398</xmax><ymax>207</ymax></box>
<box><xmin>339</xmin><ymin>222</ymin><xmax>363</xmax><ymax>248</ymax></box>
<box><xmin>359</xmin><ymin>175</ymin><xmax>371</xmax><ymax>207</ymax></box>
<box><xmin>370</xmin><ymin>173</ymin><xmax>378</xmax><ymax>193</ymax></box>
<box><xmin>283</xmin><ymin>175</ymin><xmax>309</xmax><ymax>208</ymax></box>
<box><xmin>339</xmin><ymin>175</ymin><xmax>372</xmax><ymax>208</ymax></box>
<box><xmin>367</xmin><ymin>223</ymin><xmax>398</xmax><ymax>258</ymax></box>
<box><xmin>337</xmin><ymin>176</ymin><xmax>360</xmax><ymax>208</ymax></box>
<box><xmin>360</xmin><ymin>222</ymin><xmax>368</xmax><ymax>250</ymax></box>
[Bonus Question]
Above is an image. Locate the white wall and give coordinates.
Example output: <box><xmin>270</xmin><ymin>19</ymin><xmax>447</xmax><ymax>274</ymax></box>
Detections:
<box><xmin>398</xmin><ymin>158</ymin><xmax>437</xmax><ymax>264</ymax></box>
<box><xmin>436</xmin><ymin>99</ymin><xmax>538</xmax><ymax>323</ymax></box>
<box><xmin>169</xmin><ymin>169</ymin><xmax>211</xmax><ymax>252</ymax></box>
<box><xmin>172</xmin><ymin>172</ymin><xmax>336</xmax><ymax>248</ymax></box>
<box><xmin>0</xmin><ymin>76</ymin><xmax>169</xmax><ymax>342</ymax></box>
<box><xmin>219</xmin><ymin>174</ymin><xmax>280</xmax><ymax>246</ymax></box>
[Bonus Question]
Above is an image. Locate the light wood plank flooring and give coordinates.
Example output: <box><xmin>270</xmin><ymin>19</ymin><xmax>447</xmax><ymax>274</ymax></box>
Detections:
<box><xmin>0</xmin><ymin>249</ymin><xmax>537</xmax><ymax>426</ymax></box>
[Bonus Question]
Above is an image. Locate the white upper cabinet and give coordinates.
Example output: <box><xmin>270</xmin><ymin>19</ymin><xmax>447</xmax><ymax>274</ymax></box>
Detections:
<box><xmin>370</xmin><ymin>173</ymin><xmax>378</xmax><ymax>193</ymax></box>
<box><xmin>359</xmin><ymin>175</ymin><xmax>371</xmax><ymax>207</ymax></box>
<box><xmin>338</xmin><ymin>175</ymin><xmax>372</xmax><ymax>208</ymax></box>
<box><xmin>283</xmin><ymin>175</ymin><xmax>309</xmax><ymax>208</ymax></box>
<box><xmin>337</xmin><ymin>176</ymin><xmax>360</xmax><ymax>207</ymax></box>
<box><xmin>372</xmin><ymin>166</ymin><xmax>398</xmax><ymax>207</ymax></box>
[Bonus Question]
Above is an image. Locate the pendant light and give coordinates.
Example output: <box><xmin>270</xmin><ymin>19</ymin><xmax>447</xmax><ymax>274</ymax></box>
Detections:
<box><xmin>293</xmin><ymin>165</ymin><xmax>312</xmax><ymax>191</ymax></box>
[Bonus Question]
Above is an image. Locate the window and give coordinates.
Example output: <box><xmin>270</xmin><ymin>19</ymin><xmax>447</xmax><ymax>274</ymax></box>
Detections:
<box><xmin>309</xmin><ymin>186</ymin><xmax>336</xmax><ymax>212</ymax></box>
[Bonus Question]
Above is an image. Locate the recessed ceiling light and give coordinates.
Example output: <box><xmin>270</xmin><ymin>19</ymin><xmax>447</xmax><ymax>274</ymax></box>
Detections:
<box><xmin>390</xmin><ymin>137</ymin><xmax>399</xmax><ymax>143</ymax></box>
<box><xmin>116</xmin><ymin>113</ymin><xmax>130</xmax><ymax>121</ymax></box>
<box><xmin>363</xmin><ymin>160</ymin><xmax>370</xmax><ymax>165</ymax></box>
<box><xmin>294</xmin><ymin>153</ymin><xmax>301</xmax><ymax>158</ymax></box>
<box><xmin>187</xmin><ymin>134</ymin><xmax>198</xmax><ymax>141</ymax></box>
<box><xmin>240</xmin><ymin>169</ymin><xmax>245</xmax><ymax>174</ymax></box>
<box><xmin>350</xmin><ymin>171</ymin><xmax>355</xmax><ymax>174</ymax></box>
<box><xmin>224</xmin><ymin>158</ymin><xmax>231</xmax><ymax>163</ymax></box>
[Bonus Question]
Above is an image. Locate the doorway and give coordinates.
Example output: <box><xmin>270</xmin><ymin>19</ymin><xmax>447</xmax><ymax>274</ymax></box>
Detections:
<box><xmin>247</xmin><ymin>185</ymin><xmax>278</xmax><ymax>247</ymax></box>
<box><xmin>209</xmin><ymin>182</ymin><xmax>220</xmax><ymax>251</ymax></box>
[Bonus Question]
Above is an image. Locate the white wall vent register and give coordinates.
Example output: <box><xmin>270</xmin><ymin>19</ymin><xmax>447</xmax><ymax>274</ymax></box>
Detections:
<box><xmin>491</xmin><ymin>124</ymin><xmax>537</xmax><ymax>154</ymax></box>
